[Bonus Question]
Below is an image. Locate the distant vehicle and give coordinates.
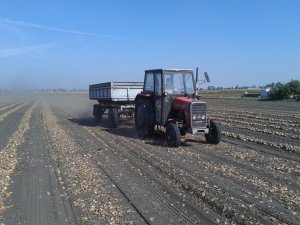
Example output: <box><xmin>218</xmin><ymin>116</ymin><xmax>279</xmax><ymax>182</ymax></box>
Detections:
<box><xmin>260</xmin><ymin>88</ymin><xmax>272</xmax><ymax>99</ymax></box>
<box><xmin>89</xmin><ymin>68</ymin><xmax>221</xmax><ymax>147</ymax></box>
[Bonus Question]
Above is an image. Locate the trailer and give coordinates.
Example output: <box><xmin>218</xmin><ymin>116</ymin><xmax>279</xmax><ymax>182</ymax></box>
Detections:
<box><xmin>89</xmin><ymin>82</ymin><xmax>143</xmax><ymax>128</ymax></box>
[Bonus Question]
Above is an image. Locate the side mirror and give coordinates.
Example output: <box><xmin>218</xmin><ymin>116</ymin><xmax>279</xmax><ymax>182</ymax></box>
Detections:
<box><xmin>195</xmin><ymin>68</ymin><xmax>211</xmax><ymax>90</ymax></box>
<box><xmin>204</xmin><ymin>72</ymin><xmax>210</xmax><ymax>83</ymax></box>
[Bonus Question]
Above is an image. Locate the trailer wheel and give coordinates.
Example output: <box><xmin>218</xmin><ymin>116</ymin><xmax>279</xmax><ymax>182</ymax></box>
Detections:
<box><xmin>205</xmin><ymin>121</ymin><xmax>221</xmax><ymax>144</ymax></box>
<box><xmin>108</xmin><ymin>108</ymin><xmax>118</xmax><ymax>128</ymax></box>
<box><xmin>166</xmin><ymin>123</ymin><xmax>181</xmax><ymax>147</ymax></box>
<box><xmin>93</xmin><ymin>104</ymin><xmax>103</xmax><ymax>122</ymax></box>
<box><xmin>135</xmin><ymin>99</ymin><xmax>154</xmax><ymax>138</ymax></box>
<box><xmin>95</xmin><ymin>113</ymin><xmax>102</xmax><ymax>123</ymax></box>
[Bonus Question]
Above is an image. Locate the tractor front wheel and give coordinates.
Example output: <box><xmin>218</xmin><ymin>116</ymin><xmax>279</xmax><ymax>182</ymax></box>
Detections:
<box><xmin>166</xmin><ymin>123</ymin><xmax>181</xmax><ymax>147</ymax></box>
<box><xmin>205</xmin><ymin>121</ymin><xmax>221</xmax><ymax>144</ymax></box>
<box><xmin>180</xmin><ymin>129</ymin><xmax>187</xmax><ymax>136</ymax></box>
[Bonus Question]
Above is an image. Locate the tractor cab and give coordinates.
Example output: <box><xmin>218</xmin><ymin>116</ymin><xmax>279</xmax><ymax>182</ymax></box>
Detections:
<box><xmin>143</xmin><ymin>69</ymin><xmax>195</xmax><ymax>97</ymax></box>
<box><xmin>135</xmin><ymin>68</ymin><xmax>221</xmax><ymax>147</ymax></box>
<box><xmin>143</xmin><ymin>69</ymin><xmax>196</xmax><ymax>125</ymax></box>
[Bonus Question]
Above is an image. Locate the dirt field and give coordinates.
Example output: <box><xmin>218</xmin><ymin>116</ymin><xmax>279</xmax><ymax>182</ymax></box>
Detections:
<box><xmin>0</xmin><ymin>93</ymin><xmax>299</xmax><ymax>225</ymax></box>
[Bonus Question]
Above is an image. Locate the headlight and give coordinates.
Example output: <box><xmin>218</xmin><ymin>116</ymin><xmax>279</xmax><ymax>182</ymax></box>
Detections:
<box><xmin>193</xmin><ymin>114</ymin><xmax>206</xmax><ymax>120</ymax></box>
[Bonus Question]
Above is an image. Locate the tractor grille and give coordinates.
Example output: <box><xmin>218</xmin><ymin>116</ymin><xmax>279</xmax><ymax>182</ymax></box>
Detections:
<box><xmin>190</xmin><ymin>102</ymin><xmax>207</xmax><ymax>128</ymax></box>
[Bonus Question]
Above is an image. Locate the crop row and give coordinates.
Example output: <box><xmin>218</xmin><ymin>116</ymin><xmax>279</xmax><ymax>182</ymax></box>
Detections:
<box><xmin>222</xmin><ymin>131</ymin><xmax>300</xmax><ymax>153</ymax></box>
<box><xmin>210</xmin><ymin>111</ymin><xmax>300</xmax><ymax>127</ymax></box>
<box><xmin>0</xmin><ymin>102</ymin><xmax>36</xmax><ymax>214</ymax></box>
<box><xmin>0</xmin><ymin>103</ymin><xmax>28</xmax><ymax>123</ymax></box>
<box><xmin>212</xmin><ymin>114</ymin><xmax>300</xmax><ymax>134</ymax></box>
<box><xmin>42</xmin><ymin>103</ymin><xmax>136</xmax><ymax>224</ymax></box>
<box><xmin>219</xmin><ymin>121</ymin><xmax>300</xmax><ymax>140</ymax></box>
<box><xmin>209</xmin><ymin>107</ymin><xmax>300</xmax><ymax>120</ymax></box>
<box><xmin>214</xmin><ymin>116</ymin><xmax>300</xmax><ymax>134</ymax></box>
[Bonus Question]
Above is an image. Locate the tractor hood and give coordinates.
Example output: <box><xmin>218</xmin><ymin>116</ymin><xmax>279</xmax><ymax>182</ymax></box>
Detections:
<box><xmin>172</xmin><ymin>96</ymin><xmax>208</xmax><ymax>130</ymax></box>
<box><xmin>173</xmin><ymin>96</ymin><xmax>206</xmax><ymax>111</ymax></box>
<box><xmin>173</xmin><ymin>96</ymin><xmax>192</xmax><ymax>111</ymax></box>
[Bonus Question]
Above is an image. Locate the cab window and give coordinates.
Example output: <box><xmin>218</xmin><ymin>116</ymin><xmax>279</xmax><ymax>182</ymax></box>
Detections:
<box><xmin>155</xmin><ymin>73</ymin><xmax>162</xmax><ymax>96</ymax></box>
<box><xmin>144</xmin><ymin>73</ymin><xmax>154</xmax><ymax>92</ymax></box>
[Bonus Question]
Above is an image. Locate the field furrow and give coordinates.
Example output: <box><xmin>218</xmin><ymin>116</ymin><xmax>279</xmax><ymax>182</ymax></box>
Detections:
<box><xmin>0</xmin><ymin>94</ymin><xmax>299</xmax><ymax>225</ymax></box>
<box><xmin>0</xmin><ymin>102</ymin><xmax>29</xmax><ymax>123</ymax></box>
<box><xmin>42</xmin><ymin>102</ymin><xmax>149</xmax><ymax>225</ymax></box>
<box><xmin>0</xmin><ymin>101</ymin><xmax>36</xmax><ymax>222</ymax></box>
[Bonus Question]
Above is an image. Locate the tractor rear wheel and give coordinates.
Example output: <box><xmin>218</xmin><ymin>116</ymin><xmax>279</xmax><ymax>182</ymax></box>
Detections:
<box><xmin>205</xmin><ymin>121</ymin><xmax>221</xmax><ymax>144</ymax></box>
<box><xmin>166</xmin><ymin>123</ymin><xmax>181</xmax><ymax>147</ymax></box>
<box><xmin>108</xmin><ymin>108</ymin><xmax>118</xmax><ymax>128</ymax></box>
<box><xmin>135</xmin><ymin>99</ymin><xmax>154</xmax><ymax>138</ymax></box>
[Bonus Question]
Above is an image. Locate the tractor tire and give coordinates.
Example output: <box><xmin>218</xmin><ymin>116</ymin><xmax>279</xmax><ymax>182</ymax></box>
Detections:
<box><xmin>135</xmin><ymin>99</ymin><xmax>154</xmax><ymax>138</ymax></box>
<box><xmin>205</xmin><ymin>121</ymin><xmax>221</xmax><ymax>144</ymax></box>
<box><xmin>180</xmin><ymin>129</ymin><xmax>187</xmax><ymax>136</ymax></box>
<box><xmin>108</xmin><ymin>108</ymin><xmax>118</xmax><ymax>128</ymax></box>
<box><xmin>166</xmin><ymin>123</ymin><xmax>181</xmax><ymax>147</ymax></box>
<box><xmin>95</xmin><ymin>113</ymin><xmax>102</xmax><ymax>123</ymax></box>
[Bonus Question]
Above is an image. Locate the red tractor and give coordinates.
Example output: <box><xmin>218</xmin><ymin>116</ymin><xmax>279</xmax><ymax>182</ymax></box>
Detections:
<box><xmin>135</xmin><ymin>68</ymin><xmax>221</xmax><ymax>147</ymax></box>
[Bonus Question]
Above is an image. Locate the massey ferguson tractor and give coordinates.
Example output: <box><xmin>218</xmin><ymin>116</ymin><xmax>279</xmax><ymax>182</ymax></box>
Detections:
<box><xmin>135</xmin><ymin>68</ymin><xmax>221</xmax><ymax>147</ymax></box>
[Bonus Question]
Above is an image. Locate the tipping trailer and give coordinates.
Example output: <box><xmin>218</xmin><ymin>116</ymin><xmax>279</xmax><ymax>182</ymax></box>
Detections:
<box><xmin>89</xmin><ymin>82</ymin><xmax>143</xmax><ymax>128</ymax></box>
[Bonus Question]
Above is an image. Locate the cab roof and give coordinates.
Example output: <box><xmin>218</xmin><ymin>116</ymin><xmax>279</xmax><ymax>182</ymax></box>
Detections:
<box><xmin>145</xmin><ymin>69</ymin><xmax>194</xmax><ymax>73</ymax></box>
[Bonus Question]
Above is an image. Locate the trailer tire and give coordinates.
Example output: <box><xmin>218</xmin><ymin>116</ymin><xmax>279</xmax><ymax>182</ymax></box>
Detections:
<box><xmin>93</xmin><ymin>104</ymin><xmax>103</xmax><ymax>122</ymax></box>
<box><xmin>95</xmin><ymin>113</ymin><xmax>102</xmax><ymax>123</ymax></box>
<box><xmin>108</xmin><ymin>108</ymin><xmax>118</xmax><ymax>128</ymax></box>
<box><xmin>205</xmin><ymin>121</ymin><xmax>221</xmax><ymax>144</ymax></box>
<box><xmin>135</xmin><ymin>99</ymin><xmax>154</xmax><ymax>138</ymax></box>
<box><xmin>166</xmin><ymin>123</ymin><xmax>181</xmax><ymax>147</ymax></box>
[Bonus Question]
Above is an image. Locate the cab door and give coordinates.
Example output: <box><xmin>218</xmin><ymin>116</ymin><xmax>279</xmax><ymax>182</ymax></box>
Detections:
<box><xmin>154</xmin><ymin>73</ymin><xmax>163</xmax><ymax>124</ymax></box>
<box><xmin>161</xmin><ymin>73</ymin><xmax>174</xmax><ymax>124</ymax></box>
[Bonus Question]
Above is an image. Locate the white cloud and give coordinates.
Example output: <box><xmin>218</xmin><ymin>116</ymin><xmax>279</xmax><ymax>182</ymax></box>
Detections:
<box><xmin>1</xmin><ymin>18</ymin><xmax>138</xmax><ymax>41</ymax></box>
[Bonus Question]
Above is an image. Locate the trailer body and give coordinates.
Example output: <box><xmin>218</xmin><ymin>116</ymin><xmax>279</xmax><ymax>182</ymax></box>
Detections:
<box><xmin>89</xmin><ymin>82</ymin><xmax>143</xmax><ymax>103</ymax></box>
<box><xmin>89</xmin><ymin>82</ymin><xmax>143</xmax><ymax>128</ymax></box>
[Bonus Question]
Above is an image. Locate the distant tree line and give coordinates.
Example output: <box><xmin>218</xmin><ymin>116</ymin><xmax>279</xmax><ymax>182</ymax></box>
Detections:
<box><xmin>207</xmin><ymin>85</ymin><xmax>258</xmax><ymax>90</ymax></box>
<box><xmin>265</xmin><ymin>80</ymin><xmax>300</xmax><ymax>100</ymax></box>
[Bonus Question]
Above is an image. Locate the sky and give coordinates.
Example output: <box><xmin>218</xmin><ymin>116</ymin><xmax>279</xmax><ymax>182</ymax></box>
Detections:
<box><xmin>0</xmin><ymin>0</ymin><xmax>299</xmax><ymax>89</ymax></box>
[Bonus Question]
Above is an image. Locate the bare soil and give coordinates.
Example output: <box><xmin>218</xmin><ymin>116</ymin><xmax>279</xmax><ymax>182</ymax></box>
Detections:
<box><xmin>0</xmin><ymin>93</ymin><xmax>299</xmax><ymax>225</ymax></box>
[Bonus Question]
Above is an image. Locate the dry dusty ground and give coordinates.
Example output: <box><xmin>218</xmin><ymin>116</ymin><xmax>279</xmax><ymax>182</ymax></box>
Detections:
<box><xmin>0</xmin><ymin>93</ymin><xmax>299</xmax><ymax>225</ymax></box>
